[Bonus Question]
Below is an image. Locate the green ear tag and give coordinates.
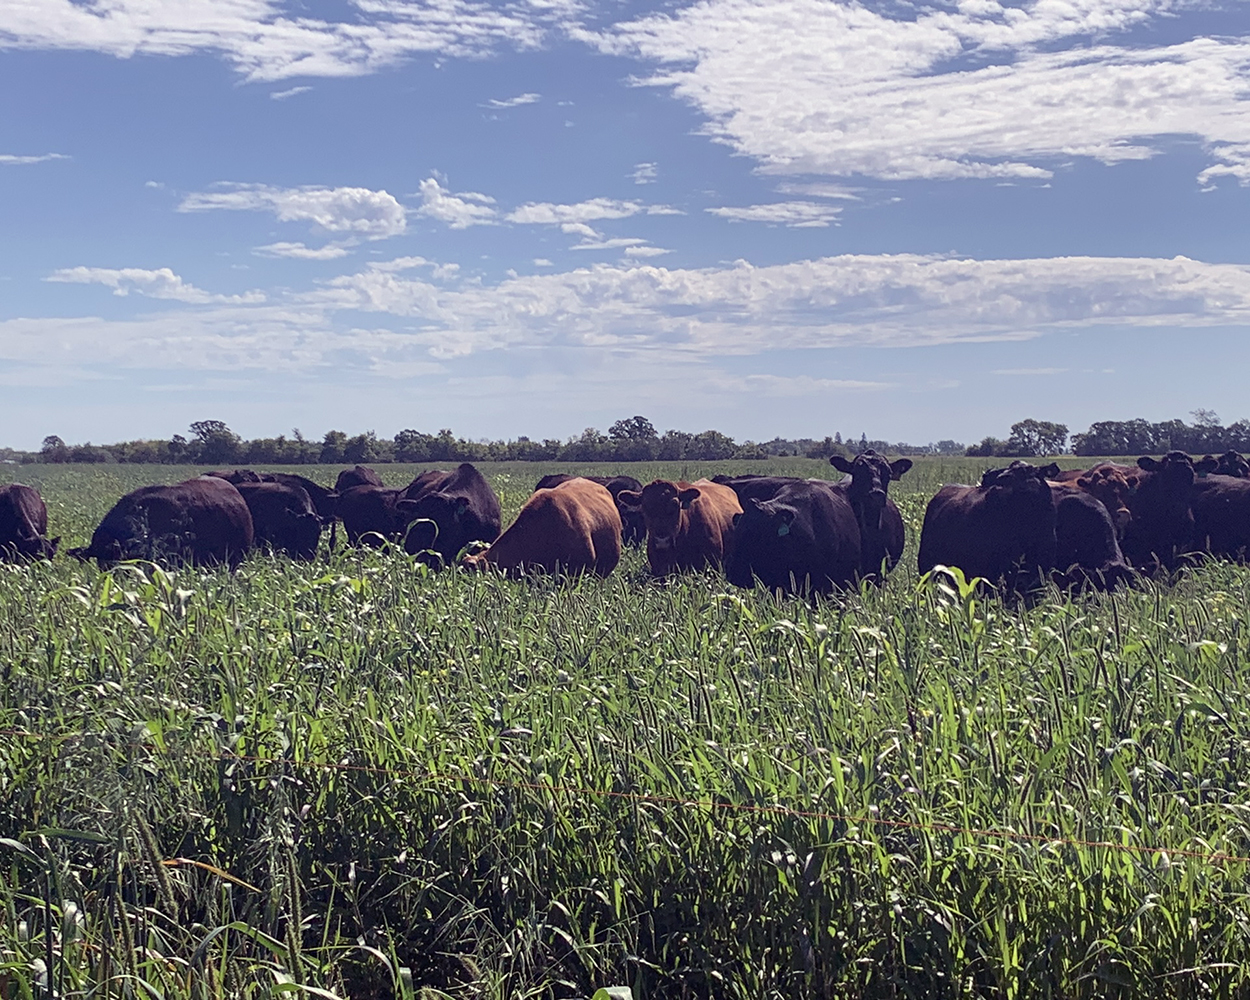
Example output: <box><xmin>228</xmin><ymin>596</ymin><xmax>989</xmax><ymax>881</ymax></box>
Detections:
<box><xmin>777</xmin><ymin>523</ymin><xmax>790</xmax><ymax>536</ymax></box>
<box><xmin>1198</xmin><ymin>472</ymin><xmax>1209</xmax><ymax>479</ymax></box>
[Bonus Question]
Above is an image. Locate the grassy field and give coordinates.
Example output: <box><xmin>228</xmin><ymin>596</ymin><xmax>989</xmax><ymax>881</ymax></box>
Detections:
<box><xmin>2</xmin><ymin>459</ymin><xmax>1250</xmax><ymax>999</ymax></box>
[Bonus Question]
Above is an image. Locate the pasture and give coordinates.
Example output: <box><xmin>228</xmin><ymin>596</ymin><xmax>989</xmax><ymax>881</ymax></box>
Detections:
<box><xmin>2</xmin><ymin>459</ymin><xmax>1250</xmax><ymax>999</ymax></box>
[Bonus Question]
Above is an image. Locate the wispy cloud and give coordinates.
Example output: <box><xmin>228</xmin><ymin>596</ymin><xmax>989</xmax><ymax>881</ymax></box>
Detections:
<box><xmin>631</xmin><ymin>162</ymin><xmax>657</xmax><ymax>185</ymax></box>
<box><xmin>180</xmin><ymin>183</ymin><xmax>408</xmax><ymax>237</ymax></box>
<box><xmin>507</xmin><ymin>197</ymin><xmax>674</xmax><ymax>225</ymax></box>
<box><xmin>992</xmin><ymin>367</ymin><xmax>1069</xmax><ymax>376</ymax></box>
<box><xmin>46</xmin><ymin>266</ymin><xmax>265</xmax><ymax>304</ymax></box>
<box><xmin>253</xmin><ymin>241</ymin><xmax>350</xmax><ymax>260</ymax></box>
<box><xmin>270</xmin><ymin>85</ymin><xmax>312</xmax><ymax>100</ymax></box>
<box><xmin>595</xmin><ymin>0</ymin><xmax>1250</xmax><ymax>186</ymax></box>
<box><xmin>706</xmin><ymin>201</ymin><xmax>843</xmax><ymax>227</ymax></box>
<box><xmin>0</xmin><ymin>152</ymin><xmax>68</xmax><ymax>165</ymax></box>
<box><xmin>483</xmin><ymin>92</ymin><xmax>540</xmax><ymax>108</ymax></box>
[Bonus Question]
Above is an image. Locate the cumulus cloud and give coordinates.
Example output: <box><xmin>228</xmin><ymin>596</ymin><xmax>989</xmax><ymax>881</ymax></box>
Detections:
<box><xmin>413</xmin><ymin>177</ymin><xmax>498</xmax><ymax>228</ymax></box>
<box><xmin>253</xmin><ymin>241</ymin><xmax>350</xmax><ymax>260</ymax></box>
<box><xmin>46</xmin><ymin>266</ymin><xmax>265</xmax><ymax>304</ymax></box>
<box><xmin>0</xmin><ymin>0</ymin><xmax>560</xmax><ymax>82</ymax></box>
<box><xmin>706</xmin><ymin>201</ymin><xmax>843</xmax><ymax>227</ymax></box>
<box><xmin>594</xmin><ymin>0</ymin><xmax>1250</xmax><ymax>185</ymax></box>
<box><xmin>484</xmin><ymin>92</ymin><xmax>540</xmax><ymax>107</ymax></box>
<box><xmin>180</xmin><ymin>184</ymin><xmax>408</xmax><ymax>237</ymax></box>
<box><xmin>0</xmin><ymin>152</ymin><xmax>68</xmax><ymax>165</ymax></box>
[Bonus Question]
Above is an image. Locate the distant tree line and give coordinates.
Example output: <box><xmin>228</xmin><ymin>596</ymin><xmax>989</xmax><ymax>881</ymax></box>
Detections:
<box><xmin>11</xmin><ymin>416</ymin><xmax>966</xmax><ymax>466</ymax></box>
<box><xmin>965</xmin><ymin>410</ymin><xmax>1249</xmax><ymax>458</ymax></box>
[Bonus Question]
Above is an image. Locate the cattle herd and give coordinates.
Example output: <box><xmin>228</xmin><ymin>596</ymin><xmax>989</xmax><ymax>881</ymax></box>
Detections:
<box><xmin>1</xmin><ymin>449</ymin><xmax>1249</xmax><ymax>597</ymax></box>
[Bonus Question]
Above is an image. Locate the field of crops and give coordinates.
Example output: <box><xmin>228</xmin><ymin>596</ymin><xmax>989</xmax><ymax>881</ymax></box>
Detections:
<box><xmin>3</xmin><ymin>458</ymin><xmax>1250</xmax><ymax>999</ymax></box>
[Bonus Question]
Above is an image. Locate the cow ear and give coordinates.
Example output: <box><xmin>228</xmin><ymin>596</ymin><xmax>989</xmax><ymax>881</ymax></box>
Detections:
<box><xmin>1040</xmin><ymin>463</ymin><xmax>1061</xmax><ymax>480</ymax></box>
<box><xmin>1195</xmin><ymin>456</ymin><xmax>1218</xmax><ymax>477</ymax></box>
<box><xmin>678</xmin><ymin>488</ymin><xmax>701</xmax><ymax>508</ymax></box>
<box><xmin>1137</xmin><ymin>456</ymin><xmax>1161</xmax><ymax>472</ymax></box>
<box><xmin>830</xmin><ymin>455</ymin><xmax>853</xmax><ymax>473</ymax></box>
<box><xmin>890</xmin><ymin>458</ymin><xmax>913</xmax><ymax>479</ymax></box>
<box><xmin>616</xmin><ymin>490</ymin><xmax>641</xmax><ymax>508</ymax></box>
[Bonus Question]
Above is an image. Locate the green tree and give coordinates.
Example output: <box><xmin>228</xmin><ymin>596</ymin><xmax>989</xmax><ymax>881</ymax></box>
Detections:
<box><xmin>1006</xmin><ymin>419</ymin><xmax>1069</xmax><ymax>456</ymax></box>
<box><xmin>190</xmin><ymin>420</ymin><xmax>241</xmax><ymax>465</ymax></box>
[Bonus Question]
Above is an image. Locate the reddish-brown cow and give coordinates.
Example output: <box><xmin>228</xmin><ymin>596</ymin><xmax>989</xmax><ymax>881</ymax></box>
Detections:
<box><xmin>460</xmin><ymin>478</ymin><xmax>621</xmax><ymax>578</ymax></box>
<box><xmin>616</xmin><ymin>479</ymin><xmax>741</xmax><ymax>576</ymax></box>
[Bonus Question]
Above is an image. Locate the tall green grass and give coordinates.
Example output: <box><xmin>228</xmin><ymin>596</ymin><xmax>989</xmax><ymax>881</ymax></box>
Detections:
<box><xmin>1</xmin><ymin>460</ymin><xmax>1249</xmax><ymax>999</ymax></box>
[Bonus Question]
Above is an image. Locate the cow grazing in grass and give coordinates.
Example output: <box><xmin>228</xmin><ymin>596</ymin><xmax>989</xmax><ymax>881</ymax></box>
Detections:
<box><xmin>534</xmin><ymin>474</ymin><xmax>646</xmax><ymax>546</ymax></box>
<box><xmin>0</xmin><ymin>484</ymin><xmax>58</xmax><ymax>562</ymax></box>
<box><xmin>235</xmin><ymin>481</ymin><xmax>324</xmax><ymax>561</ymax></box>
<box><xmin>725</xmin><ymin>480</ymin><xmax>861</xmax><ymax>596</ymax></box>
<box><xmin>335</xmin><ymin>465</ymin><xmax>384</xmax><ymax>493</ymax></box>
<box><xmin>209</xmin><ymin>469</ymin><xmax>338</xmax><ymax>539</ymax></box>
<box><xmin>830</xmin><ymin>450</ymin><xmax>912</xmax><ymax>582</ymax></box>
<box><xmin>917</xmin><ymin>461</ymin><xmax>1060</xmax><ymax>594</ymax></box>
<box><xmin>1051</xmin><ymin>487</ymin><xmax>1135</xmax><ymax>591</ymax></box>
<box><xmin>460</xmin><ymin>478</ymin><xmax>621</xmax><ymax>578</ymax></box>
<box><xmin>70</xmin><ymin>476</ymin><xmax>253</xmax><ymax>569</ymax></box>
<box><xmin>398</xmin><ymin>463</ymin><xmax>502</xmax><ymax>567</ymax></box>
<box><xmin>335</xmin><ymin>485</ymin><xmax>414</xmax><ymax>547</ymax></box>
<box><xmin>616</xmin><ymin>479</ymin><xmax>741</xmax><ymax>576</ymax></box>
<box><xmin>1188</xmin><ymin>473</ymin><xmax>1250</xmax><ymax>561</ymax></box>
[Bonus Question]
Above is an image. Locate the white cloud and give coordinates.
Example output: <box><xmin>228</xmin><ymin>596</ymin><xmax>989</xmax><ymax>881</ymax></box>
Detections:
<box><xmin>507</xmin><ymin>197</ymin><xmax>680</xmax><ymax>225</ymax></box>
<box><xmin>776</xmin><ymin>181</ymin><xmax>860</xmax><ymax>201</ymax></box>
<box><xmin>623</xmin><ymin>245</ymin><xmax>671</xmax><ymax>257</ymax></box>
<box><xmin>254</xmin><ymin>241</ymin><xmax>350</xmax><ymax>260</ymax></box>
<box><xmin>707</xmin><ymin>201</ymin><xmax>843</xmax><ymax>227</ymax></box>
<box><xmin>632</xmin><ymin>162</ymin><xmax>657</xmax><ymax>185</ymax></box>
<box><xmin>0</xmin><ymin>152</ymin><xmax>68</xmax><ymax>165</ymax></box>
<box><xmin>560</xmin><ymin>222</ymin><xmax>601</xmax><ymax>239</ymax></box>
<box><xmin>484</xmin><ymin>92</ymin><xmax>540</xmax><ymax>108</ymax></box>
<box><xmin>46</xmin><ymin>266</ymin><xmax>265</xmax><ymax>304</ymax></box>
<box><xmin>180</xmin><ymin>184</ymin><xmax>408</xmax><ymax>237</ymax></box>
<box><xmin>534</xmin><ymin>258</ymin><xmax>554</xmax><ymax>266</ymax></box>
<box><xmin>569</xmin><ymin>237</ymin><xmax>648</xmax><ymax>250</ymax></box>
<box><xmin>413</xmin><ymin>177</ymin><xmax>498</xmax><ymax>229</ymax></box>
<box><xmin>595</xmin><ymin>0</ymin><xmax>1250</xmax><ymax>185</ymax></box>
<box><xmin>0</xmin><ymin>0</ymin><xmax>560</xmax><ymax>82</ymax></box>
<box><xmin>270</xmin><ymin>85</ymin><xmax>312</xmax><ymax>100</ymax></box>
<box><xmin>308</xmin><ymin>253</ymin><xmax>1250</xmax><ymax>360</ymax></box>
<box><xmin>992</xmin><ymin>367</ymin><xmax>1069</xmax><ymax>375</ymax></box>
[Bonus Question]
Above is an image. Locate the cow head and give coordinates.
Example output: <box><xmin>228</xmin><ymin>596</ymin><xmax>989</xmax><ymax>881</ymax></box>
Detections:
<box><xmin>1214</xmin><ymin>450</ymin><xmax>1250</xmax><ymax>478</ymax></box>
<box><xmin>398</xmin><ymin>493</ymin><xmax>472</xmax><ymax>557</ymax></box>
<box><xmin>1122</xmin><ymin>451</ymin><xmax>1199</xmax><ymax>567</ymax></box>
<box><xmin>1076</xmin><ymin>467</ymin><xmax>1134</xmax><ymax>534</ymax></box>
<box><xmin>982</xmin><ymin>460</ymin><xmax>1060</xmax><ymax>498</ymax></box>
<box><xmin>830</xmin><ymin>450</ymin><xmax>912</xmax><ymax>521</ymax></box>
<box><xmin>617</xmin><ymin>481</ymin><xmax>700</xmax><ymax>550</ymax></box>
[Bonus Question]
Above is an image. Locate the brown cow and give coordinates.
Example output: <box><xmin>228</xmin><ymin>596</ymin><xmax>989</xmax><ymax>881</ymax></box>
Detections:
<box><xmin>0</xmin><ymin>484</ymin><xmax>59</xmax><ymax>561</ymax></box>
<box><xmin>1048</xmin><ymin>466</ymin><xmax>1135</xmax><ymax>535</ymax></box>
<box><xmin>460</xmin><ymin>478</ymin><xmax>621</xmax><ymax>577</ymax></box>
<box><xmin>616</xmin><ymin>479</ymin><xmax>741</xmax><ymax>576</ymax></box>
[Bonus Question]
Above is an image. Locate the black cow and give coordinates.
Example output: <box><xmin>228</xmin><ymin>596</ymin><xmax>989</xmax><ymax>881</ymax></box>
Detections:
<box><xmin>725</xmin><ymin>480</ymin><xmax>861</xmax><ymax>596</ymax></box>
<box><xmin>235</xmin><ymin>481</ymin><xmax>324</xmax><ymax>561</ymax></box>
<box><xmin>1119</xmin><ymin>452</ymin><xmax>1204</xmax><ymax>571</ymax></box>
<box><xmin>209</xmin><ymin>469</ymin><xmax>339</xmax><ymax>546</ymax></box>
<box><xmin>1052</xmin><ymin>487</ymin><xmax>1135</xmax><ymax>591</ymax></box>
<box><xmin>335</xmin><ymin>485</ymin><xmax>413</xmax><ymax>547</ymax></box>
<box><xmin>533</xmin><ymin>474</ymin><xmax>646</xmax><ymax>546</ymax></box>
<box><xmin>335</xmin><ymin>465</ymin><xmax>384</xmax><ymax>493</ymax></box>
<box><xmin>1207</xmin><ymin>451</ymin><xmax>1250</xmax><ymax>479</ymax></box>
<box><xmin>70</xmin><ymin>477</ymin><xmax>254</xmax><ymax>569</ymax></box>
<box><xmin>712</xmin><ymin>474</ymin><xmax>806</xmax><ymax>504</ymax></box>
<box><xmin>1188</xmin><ymin>474</ymin><xmax>1250</xmax><ymax>561</ymax></box>
<box><xmin>830</xmin><ymin>450</ymin><xmax>912</xmax><ymax>582</ymax></box>
<box><xmin>917</xmin><ymin>461</ymin><xmax>1060</xmax><ymax>594</ymax></box>
<box><xmin>399</xmin><ymin>463</ymin><xmax>502</xmax><ymax>567</ymax></box>
<box><xmin>0</xmin><ymin>484</ymin><xmax>59</xmax><ymax>561</ymax></box>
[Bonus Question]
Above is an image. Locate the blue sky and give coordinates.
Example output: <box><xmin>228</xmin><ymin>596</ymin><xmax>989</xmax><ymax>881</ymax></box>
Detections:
<box><xmin>2</xmin><ymin>0</ymin><xmax>1249</xmax><ymax>450</ymax></box>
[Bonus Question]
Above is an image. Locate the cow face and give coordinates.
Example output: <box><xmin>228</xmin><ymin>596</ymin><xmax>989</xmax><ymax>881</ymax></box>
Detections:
<box><xmin>1076</xmin><ymin>468</ymin><xmax>1134</xmax><ymax>534</ymax></box>
<box><xmin>831</xmin><ymin>450</ymin><xmax>912</xmax><ymax>520</ymax></box>
<box><xmin>619</xmin><ymin>481</ymin><xmax>699</xmax><ymax>549</ymax></box>
<box><xmin>1214</xmin><ymin>451</ymin><xmax>1250</xmax><ymax>478</ymax></box>
<box><xmin>982</xmin><ymin>461</ymin><xmax>1060</xmax><ymax>503</ymax></box>
<box><xmin>1123</xmin><ymin>452</ymin><xmax>1198</xmax><ymax>566</ymax></box>
<box><xmin>398</xmin><ymin>493</ymin><xmax>472</xmax><ymax>556</ymax></box>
